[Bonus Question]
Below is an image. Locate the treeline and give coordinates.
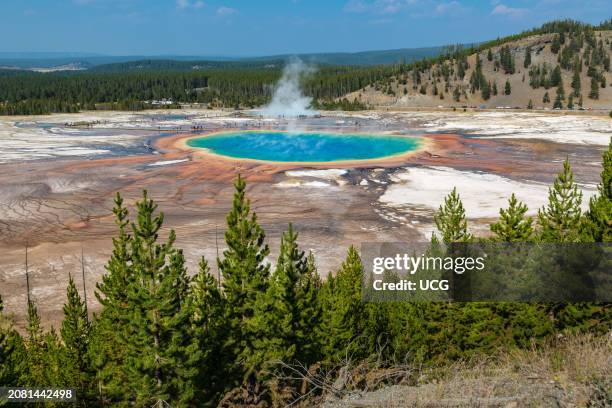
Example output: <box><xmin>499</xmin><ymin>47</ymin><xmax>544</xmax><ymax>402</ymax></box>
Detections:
<box><xmin>0</xmin><ymin>139</ymin><xmax>610</xmax><ymax>406</ymax></box>
<box><xmin>0</xmin><ymin>64</ymin><xmax>399</xmax><ymax>115</ymax></box>
<box><xmin>311</xmin><ymin>97</ymin><xmax>369</xmax><ymax>111</ymax></box>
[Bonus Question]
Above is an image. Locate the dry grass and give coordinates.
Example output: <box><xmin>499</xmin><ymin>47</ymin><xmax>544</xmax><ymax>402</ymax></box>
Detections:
<box><xmin>322</xmin><ymin>332</ymin><xmax>611</xmax><ymax>407</ymax></box>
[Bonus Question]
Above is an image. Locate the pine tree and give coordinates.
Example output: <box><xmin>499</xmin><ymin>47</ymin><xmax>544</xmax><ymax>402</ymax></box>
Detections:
<box><xmin>453</xmin><ymin>86</ymin><xmax>461</xmax><ymax>101</ymax></box>
<box><xmin>527</xmin><ymin>99</ymin><xmax>534</xmax><ymax>109</ymax></box>
<box><xmin>571</xmin><ymin>65</ymin><xmax>581</xmax><ymax>97</ymax></box>
<box><xmin>543</xmin><ymin>91</ymin><xmax>551</xmax><ymax>103</ymax></box>
<box><xmin>551</xmin><ymin>34</ymin><xmax>561</xmax><ymax>53</ymax></box>
<box><xmin>0</xmin><ymin>295</ymin><xmax>23</xmax><ymax>386</ymax></box>
<box><xmin>248</xmin><ymin>224</ymin><xmax>305</xmax><ymax>378</ymax></box>
<box><xmin>504</xmin><ymin>79</ymin><xmax>511</xmax><ymax>95</ymax></box>
<box><xmin>190</xmin><ymin>257</ymin><xmax>228</xmax><ymax>404</ymax></box>
<box><xmin>557</xmin><ymin>79</ymin><xmax>565</xmax><ymax>100</ymax></box>
<box><xmin>499</xmin><ymin>46</ymin><xmax>515</xmax><ymax>74</ymax></box>
<box><xmin>490</xmin><ymin>194</ymin><xmax>534</xmax><ymax>241</ymax></box>
<box><xmin>487</xmin><ymin>48</ymin><xmax>493</xmax><ymax>61</ymax></box>
<box><xmin>481</xmin><ymin>81</ymin><xmax>491</xmax><ymax>100</ymax></box>
<box><xmin>584</xmin><ymin>137</ymin><xmax>612</xmax><ymax>242</ymax></box>
<box><xmin>120</xmin><ymin>191</ymin><xmax>200</xmax><ymax>406</ymax></box>
<box><xmin>524</xmin><ymin>46</ymin><xmax>532</xmax><ymax>68</ymax></box>
<box><xmin>218</xmin><ymin>175</ymin><xmax>270</xmax><ymax>378</ymax></box>
<box><xmin>248</xmin><ymin>224</ymin><xmax>323</xmax><ymax>395</ymax></box>
<box><xmin>551</xmin><ymin>66</ymin><xmax>562</xmax><ymax>87</ymax></box>
<box><xmin>91</xmin><ymin>192</ymin><xmax>132</xmax><ymax>402</ymax></box>
<box><xmin>61</xmin><ymin>275</ymin><xmax>93</xmax><ymax>403</ymax></box>
<box><xmin>25</xmin><ymin>301</ymin><xmax>45</xmax><ymax>384</ymax></box>
<box><xmin>295</xmin><ymin>252</ymin><xmax>323</xmax><ymax>365</ymax></box>
<box><xmin>435</xmin><ymin>187</ymin><xmax>472</xmax><ymax>243</ymax></box>
<box><xmin>589</xmin><ymin>76</ymin><xmax>600</xmax><ymax>99</ymax></box>
<box><xmin>42</xmin><ymin>328</ymin><xmax>68</xmax><ymax>388</ymax></box>
<box><xmin>492</xmin><ymin>81</ymin><xmax>498</xmax><ymax>95</ymax></box>
<box><xmin>538</xmin><ymin>158</ymin><xmax>583</xmax><ymax>242</ymax></box>
<box><xmin>319</xmin><ymin>246</ymin><xmax>367</xmax><ymax>363</ymax></box>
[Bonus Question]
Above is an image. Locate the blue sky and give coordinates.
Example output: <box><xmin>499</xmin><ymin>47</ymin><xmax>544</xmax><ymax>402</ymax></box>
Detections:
<box><xmin>0</xmin><ymin>0</ymin><xmax>609</xmax><ymax>56</ymax></box>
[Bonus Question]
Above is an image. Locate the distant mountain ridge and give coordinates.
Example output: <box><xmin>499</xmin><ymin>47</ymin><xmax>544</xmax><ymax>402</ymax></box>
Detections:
<box><xmin>0</xmin><ymin>46</ymin><xmax>450</xmax><ymax>71</ymax></box>
<box><xmin>245</xmin><ymin>46</ymin><xmax>449</xmax><ymax>65</ymax></box>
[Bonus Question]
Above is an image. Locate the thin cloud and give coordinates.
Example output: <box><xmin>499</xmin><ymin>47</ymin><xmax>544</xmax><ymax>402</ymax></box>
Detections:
<box><xmin>343</xmin><ymin>0</ymin><xmax>369</xmax><ymax>13</ymax></box>
<box><xmin>216</xmin><ymin>6</ymin><xmax>237</xmax><ymax>16</ymax></box>
<box><xmin>491</xmin><ymin>4</ymin><xmax>529</xmax><ymax>18</ymax></box>
<box><xmin>177</xmin><ymin>0</ymin><xmax>204</xmax><ymax>10</ymax></box>
<box><xmin>436</xmin><ymin>1</ymin><xmax>462</xmax><ymax>14</ymax></box>
<box><xmin>377</xmin><ymin>0</ymin><xmax>420</xmax><ymax>15</ymax></box>
<box><xmin>369</xmin><ymin>17</ymin><xmax>394</xmax><ymax>24</ymax></box>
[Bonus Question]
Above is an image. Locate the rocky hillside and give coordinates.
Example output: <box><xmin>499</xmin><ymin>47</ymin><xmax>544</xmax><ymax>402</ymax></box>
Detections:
<box><xmin>347</xmin><ymin>28</ymin><xmax>612</xmax><ymax>111</ymax></box>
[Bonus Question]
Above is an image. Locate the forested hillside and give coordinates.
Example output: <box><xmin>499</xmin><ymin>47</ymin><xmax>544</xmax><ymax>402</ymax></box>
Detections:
<box><xmin>0</xmin><ymin>138</ymin><xmax>610</xmax><ymax>406</ymax></box>
<box><xmin>0</xmin><ymin>64</ymin><xmax>402</xmax><ymax>115</ymax></box>
<box><xmin>350</xmin><ymin>19</ymin><xmax>612</xmax><ymax>109</ymax></box>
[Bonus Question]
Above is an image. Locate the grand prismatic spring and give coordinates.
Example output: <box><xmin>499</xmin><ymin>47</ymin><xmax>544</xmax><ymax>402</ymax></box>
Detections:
<box><xmin>185</xmin><ymin>130</ymin><xmax>422</xmax><ymax>162</ymax></box>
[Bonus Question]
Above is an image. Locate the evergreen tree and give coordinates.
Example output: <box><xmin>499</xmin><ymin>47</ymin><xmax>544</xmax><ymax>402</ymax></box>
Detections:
<box><xmin>248</xmin><ymin>225</ymin><xmax>323</xmax><ymax>395</ymax></box>
<box><xmin>91</xmin><ymin>192</ymin><xmax>133</xmax><ymax>402</ymax></box>
<box><xmin>487</xmin><ymin>48</ymin><xmax>493</xmax><ymax>61</ymax></box>
<box><xmin>543</xmin><ymin>91</ymin><xmax>551</xmax><ymax>103</ymax></box>
<box><xmin>452</xmin><ymin>86</ymin><xmax>461</xmax><ymax>101</ymax></box>
<box><xmin>551</xmin><ymin>66</ymin><xmax>562</xmax><ymax>87</ymax></box>
<box><xmin>527</xmin><ymin>99</ymin><xmax>534</xmax><ymax>109</ymax></box>
<box><xmin>0</xmin><ymin>329</ymin><xmax>26</xmax><ymax>387</ymax></box>
<box><xmin>481</xmin><ymin>81</ymin><xmax>491</xmax><ymax>100</ymax></box>
<box><xmin>524</xmin><ymin>46</ymin><xmax>532</xmax><ymax>68</ymax></box>
<box><xmin>589</xmin><ymin>76</ymin><xmax>600</xmax><ymax>99</ymax></box>
<box><xmin>0</xmin><ymin>295</ymin><xmax>24</xmax><ymax>386</ymax></box>
<box><xmin>120</xmin><ymin>191</ymin><xmax>200</xmax><ymax>406</ymax></box>
<box><xmin>492</xmin><ymin>81</ymin><xmax>498</xmax><ymax>95</ymax></box>
<box><xmin>557</xmin><ymin>78</ymin><xmax>565</xmax><ymax>100</ymax></box>
<box><xmin>25</xmin><ymin>301</ymin><xmax>48</xmax><ymax>387</ymax></box>
<box><xmin>490</xmin><ymin>194</ymin><xmax>534</xmax><ymax>241</ymax></box>
<box><xmin>584</xmin><ymin>137</ymin><xmax>612</xmax><ymax>242</ymax></box>
<box><xmin>571</xmin><ymin>65</ymin><xmax>581</xmax><ymax>97</ymax></box>
<box><xmin>504</xmin><ymin>79</ymin><xmax>511</xmax><ymax>95</ymax></box>
<box><xmin>499</xmin><ymin>46</ymin><xmax>515</xmax><ymax>74</ymax></box>
<box><xmin>249</xmin><ymin>224</ymin><xmax>307</xmax><ymax>376</ymax></box>
<box><xmin>295</xmin><ymin>252</ymin><xmax>323</xmax><ymax>365</ymax></box>
<box><xmin>551</xmin><ymin>34</ymin><xmax>561</xmax><ymax>53</ymax></box>
<box><xmin>190</xmin><ymin>257</ymin><xmax>228</xmax><ymax>404</ymax></box>
<box><xmin>435</xmin><ymin>187</ymin><xmax>472</xmax><ymax>243</ymax></box>
<box><xmin>218</xmin><ymin>175</ymin><xmax>270</xmax><ymax>379</ymax></box>
<box><xmin>42</xmin><ymin>328</ymin><xmax>69</xmax><ymax>388</ymax></box>
<box><xmin>319</xmin><ymin>246</ymin><xmax>367</xmax><ymax>363</ymax></box>
<box><xmin>538</xmin><ymin>159</ymin><xmax>583</xmax><ymax>242</ymax></box>
<box><xmin>61</xmin><ymin>275</ymin><xmax>93</xmax><ymax>403</ymax></box>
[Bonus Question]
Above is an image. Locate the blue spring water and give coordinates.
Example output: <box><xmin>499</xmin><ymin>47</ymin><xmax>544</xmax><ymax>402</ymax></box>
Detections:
<box><xmin>186</xmin><ymin>131</ymin><xmax>421</xmax><ymax>162</ymax></box>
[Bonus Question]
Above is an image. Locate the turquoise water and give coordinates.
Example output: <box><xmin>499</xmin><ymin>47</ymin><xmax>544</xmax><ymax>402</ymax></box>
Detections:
<box><xmin>186</xmin><ymin>131</ymin><xmax>420</xmax><ymax>162</ymax></box>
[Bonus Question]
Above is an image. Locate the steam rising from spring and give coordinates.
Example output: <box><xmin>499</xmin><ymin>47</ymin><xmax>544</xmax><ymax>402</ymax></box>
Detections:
<box><xmin>263</xmin><ymin>58</ymin><xmax>317</xmax><ymax>117</ymax></box>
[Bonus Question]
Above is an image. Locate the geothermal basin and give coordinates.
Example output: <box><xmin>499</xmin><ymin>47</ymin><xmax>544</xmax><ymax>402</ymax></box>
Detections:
<box><xmin>0</xmin><ymin>109</ymin><xmax>609</xmax><ymax>329</ymax></box>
